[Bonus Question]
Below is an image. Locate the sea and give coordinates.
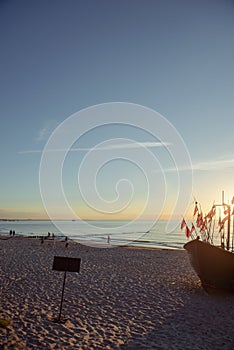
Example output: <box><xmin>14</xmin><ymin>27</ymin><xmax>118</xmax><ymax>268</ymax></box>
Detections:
<box><xmin>0</xmin><ymin>219</ymin><xmax>222</xmax><ymax>250</ymax></box>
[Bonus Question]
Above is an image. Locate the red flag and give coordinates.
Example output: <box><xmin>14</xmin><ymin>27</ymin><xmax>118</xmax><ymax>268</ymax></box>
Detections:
<box><xmin>200</xmin><ymin>222</ymin><xmax>207</xmax><ymax>232</ymax></box>
<box><xmin>185</xmin><ymin>225</ymin><xmax>191</xmax><ymax>238</ymax></box>
<box><xmin>212</xmin><ymin>207</ymin><xmax>216</xmax><ymax>217</ymax></box>
<box><xmin>190</xmin><ymin>223</ymin><xmax>195</xmax><ymax>234</ymax></box>
<box><xmin>193</xmin><ymin>202</ymin><xmax>198</xmax><ymax>216</ymax></box>
<box><xmin>221</xmin><ymin>215</ymin><xmax>229</xmax><ymax>225</ymax></box>
<box><xmin>219</xmin><ymin>223</ymin><xmax>224</xmax><ymax>233</ymax></box>
<box><xmin>196</xmin><ymin>213</ymin><xmax>203</xmax><ymax>227</ymax></box>
<box><xmin>181</xmin><ymin>218</ymin><xmax>186</xmax><ymax>230</ymax></box>
<box><xmin>205</xmin><ymin>214</ymin><xmax>212</xmax><ymax>223</ymax></box>
<box><xmin>205</xmin><ymin>206</ymin><xmax>216</xmax><ymax>221</ymax></box>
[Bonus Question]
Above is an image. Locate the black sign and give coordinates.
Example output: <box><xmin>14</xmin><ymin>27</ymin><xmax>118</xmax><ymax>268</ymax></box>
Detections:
<box><xmin>53</xmin><ymin>256</ymin><xmax>81</xmax><ymax>273</ymax></box>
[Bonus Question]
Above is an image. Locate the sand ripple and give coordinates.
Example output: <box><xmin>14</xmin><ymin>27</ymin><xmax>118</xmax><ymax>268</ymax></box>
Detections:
<box><xmin>0</xmin><ymin>237</ymin><xmax>234</xmax><ymax>349</ymax></box>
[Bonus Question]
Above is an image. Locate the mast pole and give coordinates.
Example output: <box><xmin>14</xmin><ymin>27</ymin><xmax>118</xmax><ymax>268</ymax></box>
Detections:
<box><xmin>232</xmin><ymin>213</ymin><xmax>234</xmax><ymax>252</ymax></box>
<box><xmin>227</xmin><ymin>205</ymin><xmax>230</xmax><ymax>251</ymax></box>
<box><xmin>222</xmin><ymin>191</ymin><xmax>230</xmax><ymax>251</ymax></box>
<box><xmin>215</xmin><ymin>191</ymin><xmax>230</xmax><ymax>250</ymax></box>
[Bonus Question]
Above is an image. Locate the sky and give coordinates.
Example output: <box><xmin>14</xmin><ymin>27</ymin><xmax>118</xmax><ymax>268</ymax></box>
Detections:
<box><xmin>0</xmin><ymin>0</ymin><xmax>234</xmax><ymax>221</ymax></box>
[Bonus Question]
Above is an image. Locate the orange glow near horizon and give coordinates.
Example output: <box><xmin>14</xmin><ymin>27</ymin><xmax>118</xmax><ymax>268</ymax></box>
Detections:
<box><xmin>0</xmin><ymin>202</ymin><xmax>180</xmax><ymax>221</ymax></box>
<box><xmin>5</xmin><ymin>190</ymin><xmax>234</xmax><ymax>221</ymax></box>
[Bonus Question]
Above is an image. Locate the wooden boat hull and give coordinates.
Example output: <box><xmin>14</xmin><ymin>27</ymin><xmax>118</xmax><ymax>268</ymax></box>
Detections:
<box><xmin>184</xmin><ymin>239</ymin><xmax>234</xmax><ymax>293</ymax></box>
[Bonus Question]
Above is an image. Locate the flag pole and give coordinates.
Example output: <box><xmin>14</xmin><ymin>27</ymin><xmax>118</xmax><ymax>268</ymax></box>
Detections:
<box><xmin>214</xmin><ymin>191</ymin><xmax>230</xmax><ymax>250</ymax></box>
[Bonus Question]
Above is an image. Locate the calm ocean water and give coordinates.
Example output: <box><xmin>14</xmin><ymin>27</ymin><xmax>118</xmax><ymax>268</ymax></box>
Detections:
<box><xmin>0</xmin><ymin>220</ymin><xmax>190</xmax><ymax>250</ymax></box>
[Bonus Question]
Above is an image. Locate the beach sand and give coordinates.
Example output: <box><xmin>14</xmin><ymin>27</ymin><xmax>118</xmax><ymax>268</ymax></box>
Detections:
<box><xmin>0</xmin><ymin>236</ymin><xmax>234</xmax><ymax>350</ymax></box>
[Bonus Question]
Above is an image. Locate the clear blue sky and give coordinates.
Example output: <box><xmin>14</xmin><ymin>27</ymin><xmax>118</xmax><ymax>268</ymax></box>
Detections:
<box><xmin>1</xmin><ymin>0</ymin><xmax>234</xmax><ymax>220</ymax></box>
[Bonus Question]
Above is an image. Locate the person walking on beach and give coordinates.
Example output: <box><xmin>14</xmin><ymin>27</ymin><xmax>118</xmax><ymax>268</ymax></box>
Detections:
<box><xmin>64</xmin><ymin>236</ymin><xmax>68</xmax><ymax>248</ymax></box>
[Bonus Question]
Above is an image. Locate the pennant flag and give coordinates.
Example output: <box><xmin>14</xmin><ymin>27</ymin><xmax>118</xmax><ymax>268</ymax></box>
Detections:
<box><xmin>211</xmin><ymin>206</ymin><xmax>216</xmax><ymax>218</ymax></box>
<box><xmin>196</xmin><ymin>213</ymin><xmax>203</xmax><ymax>227</ymax></box>
<box><xmin>193</xmin><ymin>202</ymin><xmax>198</xmax><ymax>216</ymax></box>
<box><xmin>221</xmin><ymin>215</ymin><xmax>229</xmax><ymax>225</ymax></box>
<box><xmin>181</xmin><ymin>218</ymin><xmax>186</xmax><ymax>230</ymax></box>
<box><xmin>204</xmin><ymin>214</ymin><xmax>212</xmax><ymax>223</ymax></box>
<box><xmin>218</xmin><ymin>223</ymin><xmax>224</xmax><ymax>233</ymax></box>
<box><xmin>185</xmin><ymin>225</ymin><xmax>191</xmax><ymax>238</ymax></box>
<box><xmin>200</xmin><ymin>221</ymin><xmax>207</xmax><ymax>232</ymax></box>
<box><xmin>191</xmin><ymin>223</ymin><xmax>195</xmax><ymax>234</ymax></box>
<box><xmin>205</xmin><ymin>206</ymin><xmax>216</xmax><ymax>221</ymax></box>
<box><xmin>231</xmin><ymin>196</ymin><xmax>234</xmax><ymax>204</ymax></box>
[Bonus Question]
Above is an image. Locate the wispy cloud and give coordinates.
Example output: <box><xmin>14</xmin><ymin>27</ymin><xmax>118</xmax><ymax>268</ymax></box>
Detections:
<box><xmin>166</xmin><ymin>157</ymin><xmax>234</xmax><ymax>173</ymax></box>
<box><xmin>19</xmin><ymin>141</ymin><xmax>171</xmax><ymax>154</ymax></box>
<box><xmin>193</xmin><ymin>158</ymin><xmax>234</xmax><ymax>171</ymax></box>
<box><xmin>19</xmin><ymin>141</ymin><xmax>234</xmax><ymax>175</ymax></box>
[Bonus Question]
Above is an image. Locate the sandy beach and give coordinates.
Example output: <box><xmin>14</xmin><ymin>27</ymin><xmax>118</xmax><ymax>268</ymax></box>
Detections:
<box><xmin>0</xmin><ymin>236</ymin><xmax>234</xmax><ymax>350</ymax></box>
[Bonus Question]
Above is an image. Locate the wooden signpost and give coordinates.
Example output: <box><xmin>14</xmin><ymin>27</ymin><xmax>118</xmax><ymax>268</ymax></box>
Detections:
<box><xmin>52</xmin><ymin>256</ymin><xmax>81</xmax><ymax>322</ymax></box>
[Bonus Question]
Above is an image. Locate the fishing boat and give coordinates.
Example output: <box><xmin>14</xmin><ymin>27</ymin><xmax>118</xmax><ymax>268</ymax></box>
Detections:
<box><xmin>182</xmin><ymin>192</ymin><xmax>234</xmax><ymax>293</ymax></box>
